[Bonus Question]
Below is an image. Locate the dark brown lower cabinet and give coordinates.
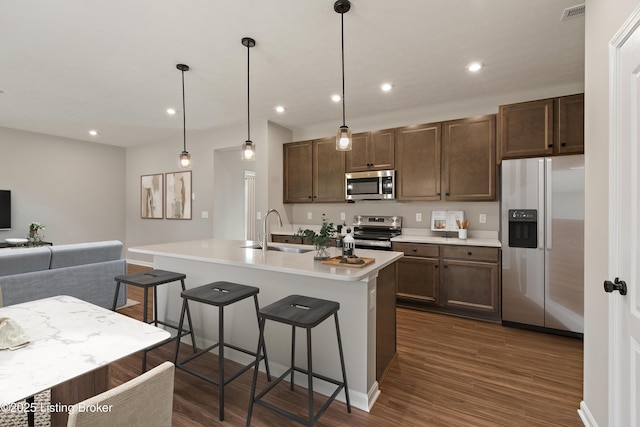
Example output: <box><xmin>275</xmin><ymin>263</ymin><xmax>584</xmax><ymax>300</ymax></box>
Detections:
<box><xmin>393</xmin><ymin>242</ymin><xmax>501</xmax><ymax>322</ymax></box>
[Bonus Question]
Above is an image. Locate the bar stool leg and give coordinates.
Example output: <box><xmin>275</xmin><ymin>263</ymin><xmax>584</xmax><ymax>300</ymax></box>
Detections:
<box><xmin>219</xmin><ymin>305</ymin><xmax>225</xmax><ymax>421</ymax></box>
<box><xmin>181</xmin><ymin>279</ymin><xmax>197</xmax><ymax>352</ymax></box>
<box><xmin>306</xmin><ymin>327</ymin><xmax>314</xmax><ymax>425</ymax></box>
<box><xmin>153</xmin><ymin>285</ymin><xmax>159</xmax><ymax>327</ymax></box>
<box><xmin>173</xmin><ymin>299</ymin><xmax>189</xmax><ymax>365</ymax></box>
<box><xmin>142</xmin><ymin>287</ymin><xmax>150</xmax><ymax>323</ymax></box>
<box><xmin>335</xmin><ymin>312</ymin><xmax>351</xmax><ymax>413</ymax></box>
<box><xmin>252</xmin><ymin>295</ymin><xmax>271</xmax><ymax>381</ymax></box>
<box><xmin>111</xmin><ymin>281</ymin><xmax>121</xmax><ymax>311</ymax></box>
<box><xmin>246</xmin><ymin>316</ymin><xmax>266</xmax><ymax>427</ymax></box>
<box><xmin>290</xmin><ymin>325</ymin><xmax>296</xmax><ymax>390</ymax></box>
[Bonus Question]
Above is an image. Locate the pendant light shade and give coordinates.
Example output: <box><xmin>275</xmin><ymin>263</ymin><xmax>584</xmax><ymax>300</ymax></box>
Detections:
<box><xmin>176</xmin><ymin>63</ymin><xmax>191</xmax><ymax>168</ymax></box>
<box><xmin>242</xmin><ymin>37</ymin><xmax>256</xmax><ymax>161</ymax></box>
<box><xmin>335</xmin><ymin>0</ymin><xmax>352</xmax><ymax>151</ymax></box>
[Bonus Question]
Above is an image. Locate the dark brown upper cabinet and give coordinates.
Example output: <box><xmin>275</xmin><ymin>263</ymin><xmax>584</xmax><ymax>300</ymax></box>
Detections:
<box><xmin>346</xmin><ymin>129</ymin><xmax>395</xmax><ymax>172</ymax></box>
<box><xmin>283</xmin><ymin>138</ymin><xmax>345</xmax><ymax>203</ymax></box>
<box><xmin>556</xmin><ymin>93</ymin><xmax>584</xmax><ymax>154</ymax></box>
<box><xmin>395</xmin><ymin>123</ymin><xmax>442</xmax><ymax>201</ymax></box>
<box><xmin>442</xmin><ymin>115</ymin><xmax>497</xmax><ymax>201</ymax></box>
<box><xmin>499</xmin><ymin>94</ymin><xmax>584</xmax><ymax>161</ymax></box>
<box><xmin>283</xmin><ymin>140</ymin><xmax>313</xmax><ymax>203</ymax></box>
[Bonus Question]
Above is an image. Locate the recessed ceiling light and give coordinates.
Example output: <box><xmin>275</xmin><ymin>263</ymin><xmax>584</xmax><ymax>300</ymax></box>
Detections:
<box><xmin>468</xmin><ymin>62</ymin><xmax>482</xmax><ymax>72</ymax></box>
<box><xmin>381</xmin><ymin>83</ymin><xmax>393</xmax><ymax>92</ymax></box>
<box><xmin>89</xmin><ymin>130</ymin><xmax>98</xmax><ymax>136</ymax></box>
<box><xmin>166</xmin><ymin>108</ymin><xmax>176</xmax><ymax>115</ymax></box>
<box><xmin>275</xmin><ymin>106</ymin><xmax>285</xmax><ymax>113</ymax></box>
<box><xmin>331</xmin><ymin>94</ymin><xmax>341</xmax><ymax>103</ymax></box>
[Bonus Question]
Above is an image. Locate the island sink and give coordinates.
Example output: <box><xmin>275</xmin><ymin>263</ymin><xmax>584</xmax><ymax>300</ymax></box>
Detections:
<box><xmin>241</xmin><ymin>244</ymin><xmax>312</xmax><ymax>254</ymax></box>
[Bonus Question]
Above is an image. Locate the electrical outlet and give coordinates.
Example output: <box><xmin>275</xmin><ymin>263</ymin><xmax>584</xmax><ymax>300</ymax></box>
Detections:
<box><xmin>307</xmin><ymin>212</ymin><xmax>312</xmax><ymax>220</ymax></box>
<box><xmin>192</xmin><ymin>193</ymin><xmax>196</xmax><ymax>200</ymax></box>
<box><xmin>416</xmin><ymin>213</ymin><xmax>422</xmax><ymax>222</ymax></box>
<box><xmin>479</xmin><ymin>214</ymin><xmax>487</xmax><ymax>224</ymax></box>
<box><xmin>369</xmin><ymin>289</ymin><xmax>376</xmax><ymax>311</ymax></box>
<box><xmin>256</xmin><ymin>212</ymin><xmax>261</xmax><ymax>220</ymax></box>
<box><xmin>340</xmin><ymin>212</ymin><xmax>346</xmax><ymax>221</ymax></box>
<box><xmin>201</xmin><ymin>211</ymin><xmax>209</xmax><ymax>219</ymax></box>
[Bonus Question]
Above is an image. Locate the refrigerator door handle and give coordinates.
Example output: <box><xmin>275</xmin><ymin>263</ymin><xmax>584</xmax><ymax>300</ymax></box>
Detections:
<box><xmin>538</xmin><ymin>159</ymin><xmax>545</xmax><ymax>250</ymax></box>
<box><xmin>546</xmin><ymin>158</ymin><xmax>553</xmax><ymax>250</ymax></box>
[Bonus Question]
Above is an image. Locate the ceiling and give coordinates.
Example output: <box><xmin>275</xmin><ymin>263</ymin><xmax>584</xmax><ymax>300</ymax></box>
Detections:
<box><xmin>0</xmin><ymin>1</ymin><xmax>585</xmax><ymax>148</ymax></box>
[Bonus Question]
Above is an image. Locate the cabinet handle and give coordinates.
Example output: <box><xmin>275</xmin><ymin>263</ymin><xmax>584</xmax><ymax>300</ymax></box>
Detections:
<box><xmin>436</xmin><ymin>192</ymin><xmax>441</xmax><ymax>196</ymax></box>
<box><xmin>467</xmin><ymin>251</ymin><xmax>472</xmax><ymax>256</ymax></box>
<box><xmin>561</xmin><ymin>142</ymin><xmax>567</xmax><ymax>147</ymax></box>
<box><xmin>308</xmin><ymin>196</ymin><xmax>312</xmax><ymax>199</ymax></box>
<box><xmin>548</xmin><ymin>144</ymin><xmax>553</xmax><ymax>148</ymax></box>
<box><xmin>412</xmin><ymin>248</ymin><xmax>417</xmax><ymax>252</ymax></box>
<box><xmin>445</xmin><ymin>192</ymin><xmax>450</xmax><ymax>196</ymax></box>
<box><xmin>434</xmin><ymin>264</ymin><xmax>439</xmax><ymax>268</ymax></box>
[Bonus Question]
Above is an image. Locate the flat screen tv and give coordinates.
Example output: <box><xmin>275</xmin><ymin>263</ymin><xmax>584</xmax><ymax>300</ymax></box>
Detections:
<box><xmin>0</xmin><ymin>190</ymin><xmax>11</xmax><ymax>230</ymax></box>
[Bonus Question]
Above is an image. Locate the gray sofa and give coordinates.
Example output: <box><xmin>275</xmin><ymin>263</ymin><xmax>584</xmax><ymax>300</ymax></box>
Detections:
<box><xmin>0</xmin><ymin>240</ymin><xmax>127</xmax><ymax>309</ymax></box>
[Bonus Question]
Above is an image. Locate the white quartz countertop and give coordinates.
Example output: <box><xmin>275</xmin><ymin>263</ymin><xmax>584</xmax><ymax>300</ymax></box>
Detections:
<box><xmin>129</xmin><ymin>239</ymin><xmax>403</xmax><ymax>282</ymax></box>
<box><xmin>391</xmin><ymin>234</ymin><xmax>502</xmax><ymax>248</ymax></box>
<box><xmin>271</xmin><ymin>226</ymin><xmax>501</xmax><ymax>248</ymax></box>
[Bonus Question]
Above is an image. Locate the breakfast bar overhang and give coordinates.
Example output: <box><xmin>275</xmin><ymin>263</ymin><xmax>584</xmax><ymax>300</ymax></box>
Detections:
<box><xmin>128</xmin><ymin>239</ymin><xmax>402</xmax><ymax>412</ymax></box>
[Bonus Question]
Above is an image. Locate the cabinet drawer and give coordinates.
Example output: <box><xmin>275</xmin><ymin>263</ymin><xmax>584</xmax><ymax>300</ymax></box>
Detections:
<box><xmin>441</xmin><ymin>246</ymin><xmax>499</xmax><ymax>262</ymax></box>
<box><xmin>392</xmin><ymin>242</ymin><xmax>439</xmax><ymax>258</ymax></box>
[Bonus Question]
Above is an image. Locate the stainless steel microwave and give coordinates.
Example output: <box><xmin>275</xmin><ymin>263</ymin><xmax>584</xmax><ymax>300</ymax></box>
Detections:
<box><xmin>345</xmin><ymin>170</ymin><xmax>395</xmax><ymax>200</ymax></box>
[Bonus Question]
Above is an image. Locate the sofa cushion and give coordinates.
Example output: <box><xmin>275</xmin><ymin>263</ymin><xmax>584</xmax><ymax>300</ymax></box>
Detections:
<box><xmin>49</xmin><ymin>240</ymin><xmax>123</xmax><ymax>269</ymax></box>
<box><xmin>0</xmin><ymin>247</ymin><xmax>52</xmax><ymax>277</ymax></box>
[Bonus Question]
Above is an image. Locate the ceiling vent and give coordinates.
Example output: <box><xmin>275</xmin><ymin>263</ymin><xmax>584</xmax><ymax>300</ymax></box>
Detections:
<box><xmin>561</xmin><ymin>4</ymin><xmax>585</xmax><ymax>21</ymax></box>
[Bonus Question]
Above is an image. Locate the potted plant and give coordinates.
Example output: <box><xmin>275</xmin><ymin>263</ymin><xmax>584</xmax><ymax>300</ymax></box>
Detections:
<box><xmin>27</xmin><ymin>222</ymin><xmax>45</xmax><ymax>247</ymax></box>
<box><xmin>293</xmin><ymin>214</ymin><xmax>337</xmax><ymax>260</ymax></box>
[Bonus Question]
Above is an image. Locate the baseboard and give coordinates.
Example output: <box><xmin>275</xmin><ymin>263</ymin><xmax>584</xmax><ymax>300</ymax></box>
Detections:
<box><xmin>578</xmin><ymin>400</ymin><xmax>597</xmax><ymax>427</ymax></box>
<box><xmin>125</xmin><ymin>258</ymin><xmax>154</xmax><ymax>268</ymax></box>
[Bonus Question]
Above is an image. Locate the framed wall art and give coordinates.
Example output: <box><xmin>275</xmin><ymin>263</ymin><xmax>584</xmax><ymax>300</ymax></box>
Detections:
<box><xmin>165</xmin><ymin>171</ymin><xmax>192</xmax><ymax>220</ymax></box>
<box><xmin>140</xmin><ymin>174</ymin><xmax>164</xmax><ymax>219</ymax></box>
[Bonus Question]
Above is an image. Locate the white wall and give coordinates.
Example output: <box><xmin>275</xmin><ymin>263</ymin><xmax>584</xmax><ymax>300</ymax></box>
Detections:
<box><xmin>213</xmin><ymin>147</ymin><xmax>252</xmax><ymax>240</ymax></box>
<box><xmin>583</xmin><ymin>0</ymin><xmax>640</xmax><ymax>425</ymax></box>
<box><xmin>124</xmin><ymin>120</ymin><xmax>276</xmax><ymax>264</ymax></box>
<box><xmin>0</xmin><ymin>127</ymin><xmax>125</xmax><ymax>245</ymax></box>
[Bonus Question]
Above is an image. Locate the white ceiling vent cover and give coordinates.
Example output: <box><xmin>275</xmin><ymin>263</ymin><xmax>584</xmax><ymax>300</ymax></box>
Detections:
<box><xmin>561</xmin><ymin>4</ymin><xmax>585</xmax><ymax>21</ymax></box>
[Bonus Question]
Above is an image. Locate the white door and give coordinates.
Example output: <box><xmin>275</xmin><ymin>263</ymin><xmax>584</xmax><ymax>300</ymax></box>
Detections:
<box><xmin>608</xmin><ymin>6</ymin><xmax>640</xmax><ymax>426</ymax></box>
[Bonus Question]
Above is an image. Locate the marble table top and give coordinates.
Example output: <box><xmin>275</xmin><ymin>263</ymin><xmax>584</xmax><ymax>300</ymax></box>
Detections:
<box><xmin>0</xmin><ymin>295</ymin><xmax>171</xmax><ymax>404</ymax></box>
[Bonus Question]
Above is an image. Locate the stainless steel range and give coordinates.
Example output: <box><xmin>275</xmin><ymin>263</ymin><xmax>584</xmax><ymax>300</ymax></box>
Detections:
<box><xmin>352</xmin><ymin>215</ymin><xmax>402</xmax><ymax>250</ymax></box>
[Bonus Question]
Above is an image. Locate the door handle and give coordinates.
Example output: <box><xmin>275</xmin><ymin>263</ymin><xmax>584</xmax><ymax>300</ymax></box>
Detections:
<box><xmin>604</xmin><ymin>278</ymin><xmax>628</xmax><ymax>295</ymax></box>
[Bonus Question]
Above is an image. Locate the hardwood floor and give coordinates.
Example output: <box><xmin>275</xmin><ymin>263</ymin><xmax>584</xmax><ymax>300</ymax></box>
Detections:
<box><xmin>113</xmin><ymin>268</ymin><xmax>583</xmax><ymax>427</ymax></box>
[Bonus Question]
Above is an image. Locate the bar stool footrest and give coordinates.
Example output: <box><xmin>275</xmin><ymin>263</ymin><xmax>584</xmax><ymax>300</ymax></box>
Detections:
<box><xmin>252</xmin><ymin>366</ymin><xmax>346</xmax><ymax>427</ymax></box>
<box><xmin>176</xmin><ymin>342</ymin><xmax>266</xmax><ymax>387</ymax></box>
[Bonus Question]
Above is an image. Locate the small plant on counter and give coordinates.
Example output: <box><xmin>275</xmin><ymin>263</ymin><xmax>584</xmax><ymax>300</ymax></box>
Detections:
<box><xmin>293</xmin><ymin>214</ymin><xmax>337</xmax><ymax>259</ymax></box>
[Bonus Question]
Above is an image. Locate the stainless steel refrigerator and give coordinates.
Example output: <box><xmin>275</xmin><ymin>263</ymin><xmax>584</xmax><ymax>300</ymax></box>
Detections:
<box><xmin>500</xmin><ymin>155</ymin><xmax>584</xmax><ymax>335</ymax></box>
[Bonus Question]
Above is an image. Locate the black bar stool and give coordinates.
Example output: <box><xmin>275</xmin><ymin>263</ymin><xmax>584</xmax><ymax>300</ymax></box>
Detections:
<box><xmin>112</xmin><ymin>269</ymin><xmax>196</xmax><ymax>372</ymax></box>
<box><xmin>174</xmin><ymin>281</ymin><xmax>271</xmax><ymax>421</ymax></box>
<box><xmin>246</xmin><ymin>294</ymin><xmax>351</xmax><ymax>427</ymax></box>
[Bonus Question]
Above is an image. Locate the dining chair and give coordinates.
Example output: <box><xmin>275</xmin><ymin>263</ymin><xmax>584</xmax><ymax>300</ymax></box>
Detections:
<box><xmin>66</xmin><ymin>361</ymin><xmax>175</xmax><ymax>427</ymax></box>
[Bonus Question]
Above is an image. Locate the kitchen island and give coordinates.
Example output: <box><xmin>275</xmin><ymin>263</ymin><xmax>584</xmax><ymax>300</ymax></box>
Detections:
<box><xmin>128</xmin><ymin>239</ymin><xmax>402</xmax><ymax>412</ymax></box>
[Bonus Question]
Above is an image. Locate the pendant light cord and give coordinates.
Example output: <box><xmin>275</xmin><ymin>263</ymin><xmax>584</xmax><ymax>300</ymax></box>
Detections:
<box><xmin>341</xmin><ymin>11</ymin><xmax>346</xmax><ymax>127</ymax></box>
<box><xmin>247</xmin><ymin>43</ymin><xmax>251</xmax><ymax>141</ymax></box>
<box><xmin>181</xmin><ymin>68</ymin><xmax>186</xmax><ymax>152</ymax></box>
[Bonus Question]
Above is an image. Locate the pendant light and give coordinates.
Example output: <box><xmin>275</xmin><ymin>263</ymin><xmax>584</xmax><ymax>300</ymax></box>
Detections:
<box><xmin>335</xmin><ymin>0</ymin><xmax>352</xmax><ymax>151</ymax></box>
<box><xmin>176</xmin><ymin>64</ymin><xmax>191</xmax><ymax>168</ymax></box>
<box><xmin>242</xmin><ymin>37</ymin><xmax>256</xmax><ymax>161</ymax></box>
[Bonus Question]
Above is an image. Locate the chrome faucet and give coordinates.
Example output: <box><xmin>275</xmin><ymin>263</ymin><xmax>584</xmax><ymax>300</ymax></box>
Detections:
<box><xmin>262</xmin><ymin>208</ymin><xmax>283</xmax><ymax>253</ymax></box>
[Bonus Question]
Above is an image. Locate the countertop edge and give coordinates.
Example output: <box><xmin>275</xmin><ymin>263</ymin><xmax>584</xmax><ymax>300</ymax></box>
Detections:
<box><xmin>129</xmin><ymin>243</ymin><xmax>403</xmax><ymax>282</ymax></box>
